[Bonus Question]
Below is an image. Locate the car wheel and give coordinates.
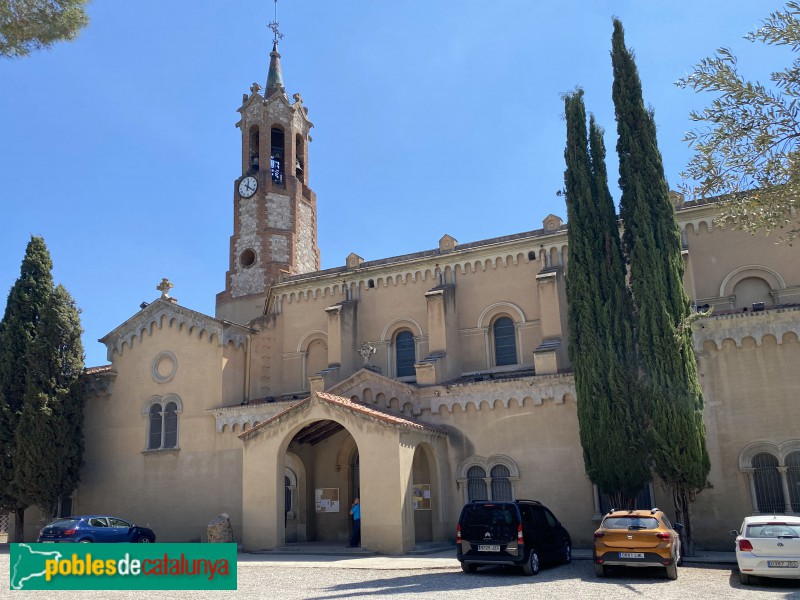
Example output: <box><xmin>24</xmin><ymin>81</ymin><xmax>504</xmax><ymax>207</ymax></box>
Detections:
<box><xmin>522</xmin><ymin>549</ymin><xmax>540</xmax><ymax>576</ymax></box>
<box><xmin>665</xmin><ymin>558</ymin><xmax>678</xmax><ymax>580</ymax></box>
<box><xmin>461</xmin><ymin>563</ymin><xmax>477</xmax><ymax>574</ymax></box>
<box><xmin>594</xmin><ymin>563</ymin><xmax>607</xmax><ymax>577</ymax></box>
<box><xmin>79</xmin><ymin>539</ymin><xmax>92</xmax><ymax>543</ymax></box>
<box><xmin>739</xmin><ymin>570</ymin><xmax>752</xmax><ymax>585</ymax></box>
<box><xmin>137</xmin><ymin>536</ymin><xmax>151</xmax><ymax>543</ymax></box>
<box><xmin>561</xmin><ymin>541</ymin><xmax>572</xmax><ymax>564</ymax></box>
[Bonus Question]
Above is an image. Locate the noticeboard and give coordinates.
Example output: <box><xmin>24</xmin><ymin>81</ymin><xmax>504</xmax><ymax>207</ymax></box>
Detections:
<box><xmin>315</xmin><ymin>488</ymin><xmax>340</xmax><ymax>513</ymax></box>
<box><xmin>412</xmin><ymin>484</ymin><xmax>431</xmax><ymax>510</ymax></box>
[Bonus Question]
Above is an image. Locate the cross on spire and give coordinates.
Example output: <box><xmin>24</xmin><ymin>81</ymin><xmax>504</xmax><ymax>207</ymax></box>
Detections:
<box><xmin>268</xmin><ymin>0</ymin><xmax>284</xmax><ymax>46</ymax></box>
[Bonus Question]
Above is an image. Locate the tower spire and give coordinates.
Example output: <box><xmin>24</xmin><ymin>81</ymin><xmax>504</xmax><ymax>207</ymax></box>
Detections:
<box><xmin>266</xmin><ymin>0</ymin><xmax>285</xmax><ymax>96</ymax></box>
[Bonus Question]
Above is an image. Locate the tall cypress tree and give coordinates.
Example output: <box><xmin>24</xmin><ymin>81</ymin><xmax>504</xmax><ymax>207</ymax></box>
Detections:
<box><xmin>0</xmin><ymin>236</ymin><xmax>53</xmax><ymax>540</ymax></box>
<box><xmin>611</xmin><ymin>19</ymin><xmax>710</xmax><ymax>554</ymax></box>
<box><xmin>14</xmin><ymin>284</ymin><xmax>85</xmax><ymax>516</ymax></box>
<box><xmin>564</xmin><ymin>90</ymin><xmax>649</xmax><ymax>509</ymax></box>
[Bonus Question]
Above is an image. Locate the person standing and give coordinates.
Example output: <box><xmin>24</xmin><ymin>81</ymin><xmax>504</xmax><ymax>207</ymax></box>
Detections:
<box><xmin>348</xmin><ymin>497</ymin><xmax>361</xmax><ymax>547</ymax></box>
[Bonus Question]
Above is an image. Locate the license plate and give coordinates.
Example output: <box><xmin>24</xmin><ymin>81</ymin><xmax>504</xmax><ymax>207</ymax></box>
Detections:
<box><xmin>619</xmin><ymin>552</ymin><xmax>645</xmax><ymax>559</ymax></box>
<box><xmin>478</xmin><ymin>545</ymin><xmax>500</xmax><ymax>552</ymax></box>
<box><xmin>768</xmin><ymin>561</ymin><xmax>798</xmax><ymax>568</ymax></box>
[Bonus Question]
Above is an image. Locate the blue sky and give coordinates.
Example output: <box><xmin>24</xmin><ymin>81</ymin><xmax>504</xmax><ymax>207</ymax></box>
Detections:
<box><xmin>0</xmin><ymin>1</ymin><xmax>788</xmax><ymax>367</ymax></box>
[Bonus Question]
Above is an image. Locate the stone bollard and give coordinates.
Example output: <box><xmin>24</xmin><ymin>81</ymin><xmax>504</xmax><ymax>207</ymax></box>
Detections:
<box><xmin>207</xmin><ymin>513</ymin><xmax>234</xmax><ymax>543</ymax></box>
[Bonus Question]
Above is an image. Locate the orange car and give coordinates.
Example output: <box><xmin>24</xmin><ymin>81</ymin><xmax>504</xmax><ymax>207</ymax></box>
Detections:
<box><xmin>593</xmin><ymin>508</ymin><xmax>683</xmax><ymax>579</ymax></box>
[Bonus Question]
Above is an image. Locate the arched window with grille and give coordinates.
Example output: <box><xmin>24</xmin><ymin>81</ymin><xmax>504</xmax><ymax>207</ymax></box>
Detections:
<box><xmin>491</xmin><ymin>464</ymin><xmax>513</xmax><ymax>501</ymax></box>
<box><xmin>467</xmin><ymin>466</ymin><xmax>488</xmax><ymax>501</ymax></box>
<box><xmin>493</xmin><ymin>316</ymin><xmax>517</xmax><ymax>366</ymax></box>
<box><xmin>395</xmin><ymin>330</ymin><xmax>416</xmax><ymax>378</ymax></box>
<box><xmin>753</xmin><ymin>452</ymin><xmax>784</xmax><ymax>513</ymax></box>
<box><xmin>144</xmin><ymin>396</ymin><xmax>182</xmax><ymax>451</ymax></box>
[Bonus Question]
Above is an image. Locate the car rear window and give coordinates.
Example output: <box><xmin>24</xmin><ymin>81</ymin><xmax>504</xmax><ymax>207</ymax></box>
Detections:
<box><xmin>460</xmin><ymin>504</ymin><xmax>518</xmax><ymax>527</ymax></box>
<box><xmin>745</xmin><ymin>523</ymin><xmax>800</xmax><ymax>538</ymax></box>
<box><xmin>602</xmin><ymin>516</ymin><xmax>660</xmax><ymax>530</ymax></box>
<box><xmin>47</xmin><ymin>518</ymin><xmax>79</xmax><ymax>528</ymax></box>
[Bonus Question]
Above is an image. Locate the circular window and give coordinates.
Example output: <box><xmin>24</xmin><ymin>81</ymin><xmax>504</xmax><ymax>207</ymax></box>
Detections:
<box><xmin>240</xmin><ymin>249</ymin><xmax>256</xmax><ymax>268</ymax></box>
<box><xmin>151</xmin><ymin>351</ymin><xmax>178</xmax><ymax>383</ymax></box>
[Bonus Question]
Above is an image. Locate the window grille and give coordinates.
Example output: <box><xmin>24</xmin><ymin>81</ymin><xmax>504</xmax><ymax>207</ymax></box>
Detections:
<box><xmin>490</xmin><ymin>465</ymin><xmax>513</xmax><ymax>500</ymax></box>
<box><xmin>148</xmin><ymin>405</ymin><xmax>162</xmax><ymax>450</ymax></box>
<box><xmin>467</xmin><ymin>466</ymin><xmax>488</xmax><ymax>501</ymax></box>
<box><xmin>787</xmin><ymin>451</ymin><xmax>800</xmax><ymax>512</ymax></box>
<box><xmin>753</xmin><ymin>453</ymin><xmax>785</xmax><ymax>513</ymax></box>
<box><xmin>395</xmin><ymin>331</ymin><xmax>416</xmax><ymax>377</ymax></box>
<box><xmin>163</xmin><ymin>402</ymin><xmax>178</xmax><ymax>448</ymax></box>
<box><xmin>493</xmin><ymin>317</ymin><xmax>517</xmax><ymax>366</ymax></box>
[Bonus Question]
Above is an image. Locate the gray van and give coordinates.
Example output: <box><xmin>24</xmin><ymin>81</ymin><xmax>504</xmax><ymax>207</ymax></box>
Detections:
<box><xmin>456</xmin><ymin>500</ymin><xmax>572</xmax><ymax>575</ymax></box>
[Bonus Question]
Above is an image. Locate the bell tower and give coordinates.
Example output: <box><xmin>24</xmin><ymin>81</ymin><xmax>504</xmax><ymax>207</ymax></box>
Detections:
<box><xmin>216</xmin><ymin>15</ymin><xmax>320</xmax><ymax>324</ymax></box>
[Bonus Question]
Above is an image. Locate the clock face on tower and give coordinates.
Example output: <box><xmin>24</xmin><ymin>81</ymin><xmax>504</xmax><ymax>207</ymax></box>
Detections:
<box><xmin>238</xmin><ymin>176</ymin><xmax>258</xmax><ymax>198</ymax></box>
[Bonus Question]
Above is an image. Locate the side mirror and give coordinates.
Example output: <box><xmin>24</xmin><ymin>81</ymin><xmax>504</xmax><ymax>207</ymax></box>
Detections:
<box><xmin>728</xmin><ymin>529</ymin><xmax>739</xmax><ymax>537</ymax></box>
<box><xmin>673</xmin><ymin>523</ymin><xmax>684</xmax><ymax>532</ymax></box>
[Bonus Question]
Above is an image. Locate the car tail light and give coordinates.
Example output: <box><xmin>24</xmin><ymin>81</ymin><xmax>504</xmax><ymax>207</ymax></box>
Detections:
<box><xmin>594</xmin><ymin>531</ymin><xmax>605</xmax><ymax>539</ymax></box>
<box><xmin>517</xmin><ymin>523</ymin><xmax>524</xmax><ymax>546</ymax></box>
<box><xmin>456</xmin><ymin>523</ymin><xmax>461</xmax><ymax>544</ymax></box>
<box><xmin>64</xmin><ymin>529</ymin><xmax>77</xmax><ymax>535</ymax></box>
<box><xmin>656</xmin><ymin>532</ymin><xmax>671</xmax><ymax>540</ymax></box>
<box><xmin>738</xmin><ymin>539</ymin><xmax>753</xmax><ymax>552</ymax></box>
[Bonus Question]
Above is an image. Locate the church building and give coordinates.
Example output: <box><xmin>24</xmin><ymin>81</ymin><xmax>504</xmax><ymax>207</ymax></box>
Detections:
<box><xmin>21</xmin><ymin>31</ymin><xmax>800</xmax><ymax>553</ymax></box>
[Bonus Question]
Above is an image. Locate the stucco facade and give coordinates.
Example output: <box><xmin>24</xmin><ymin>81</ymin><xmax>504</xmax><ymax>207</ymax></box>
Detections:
<box><xmin>17</xmin><ymin>40</ymin><xmax>800</xmax><ymax>554</ymax></box>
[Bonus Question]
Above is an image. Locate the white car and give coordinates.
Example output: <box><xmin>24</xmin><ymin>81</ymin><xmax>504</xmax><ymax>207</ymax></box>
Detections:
<box><xmin>731</xmin><ymin>515</ymin><xmax>800</xmax><ymax>585</ymax></box>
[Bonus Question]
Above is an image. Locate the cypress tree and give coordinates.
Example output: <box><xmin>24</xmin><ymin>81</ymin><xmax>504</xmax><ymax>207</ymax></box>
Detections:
<box><xmin>14</xmin><ymin>284</ymin><xmax>85</xmax><ymax>516</ymax></box>
<box><xmin>611</xmin><ymin>19</ymin><xmax>710</xmax><ymax>554</ymax></box>
<box><xmin>0</xmin><ymin>236</ymin><xmax>53</xmax><ymax>541</ymax></box>
<box><xmin>564</xmin><ymin>90</ymin><xmax>649</xmax><ymax>509</ymax></box>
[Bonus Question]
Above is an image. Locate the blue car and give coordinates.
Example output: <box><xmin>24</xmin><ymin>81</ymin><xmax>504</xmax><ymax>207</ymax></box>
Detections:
<box><xmin>37</xmin><ymin>515</ymin><xmax>156</xmax><ymax>543</ymax></box>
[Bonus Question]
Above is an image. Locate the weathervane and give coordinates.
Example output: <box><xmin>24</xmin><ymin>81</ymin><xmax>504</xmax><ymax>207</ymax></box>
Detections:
<box><xmin>268</xmin><ymin>0</ymin><xmax>284</xmax><ymax>46</ymax></box>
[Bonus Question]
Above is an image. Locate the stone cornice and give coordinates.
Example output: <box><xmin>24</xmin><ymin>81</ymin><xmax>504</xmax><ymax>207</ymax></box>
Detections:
<box><xmin>691</xmin><ymin>305</ymin><xmax>800</xmax><ymax>351</ymax></box>
<box><xmin>268</xmin><ymin>229</ymin><xmax>569</xmax><ymax>307</ymax></box>
<box><xmin>99</xmin><ymin>299</ymin><xmax>252</xmax><ymax>360</ymax></box>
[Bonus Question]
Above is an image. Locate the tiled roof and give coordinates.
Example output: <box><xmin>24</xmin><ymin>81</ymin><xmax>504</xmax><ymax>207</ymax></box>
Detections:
<box><xmin>315</xmin><ymin>392</ymin><xmax>445</xmax><ymax>434</ymax></box>
<box><xmin>239</xmin><ymin>391</ymin><xmax>446</xmax><ymax>441</ymax></box>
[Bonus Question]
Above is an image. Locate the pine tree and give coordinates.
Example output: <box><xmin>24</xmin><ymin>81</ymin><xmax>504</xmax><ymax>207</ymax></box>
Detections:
<box><xmin>611</xmin><ymin>19</ymin><xmax>710</xmax><ymax>555</ymax></box>
<box><xmin>564</xmin><ymin>90</ymin><xmax>649</xmax><ymax>509</ymax></box>
<box><xmin>14</xmin><ymin>284</ymin><xmax>85</xmax><ymax>515</ymax></box>
<box><xmin>0</xmin><ymin>236</ymin><xmax>53</xmax><ymax>541</ymax></box>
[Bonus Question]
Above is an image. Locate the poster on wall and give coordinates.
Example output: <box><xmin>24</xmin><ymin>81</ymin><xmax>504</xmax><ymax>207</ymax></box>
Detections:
<box><xmin>412</xmin><ymin>484</ymin><xmax>431</xmax><ymax>510</ymax></box>
<box><xmin>315</xmin><ymin>488</ymin><xmax>340</xmax><ymax>512</ymax></box>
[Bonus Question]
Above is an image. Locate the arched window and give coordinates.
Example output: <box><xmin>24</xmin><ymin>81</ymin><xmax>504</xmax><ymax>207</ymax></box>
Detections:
<box><xmin>295</xmin><ymin>133</ymin><xmax>304</xmax><ymax>181</ymax></box>
<box><xmin>395</xmin><ymin>330</ymin><xmax>416</xmax><ymax>377</ymax></box>
<box><xmin>467</xmin><ymin>466</ymin><xmax>488</xmax><ymax>501</ymax></box>
<box><xmin>145</xmin><ymin>397</ymin><xmax>181</xmax><ymax>450</ymax></box>
<box><xmin>493</xmin><ymin>316</ymin><xmax>517</xmax><ymax>366</ymax></box>
<box><xmin>491</xmin><ymin>464</ymin><xmax>513</xmax><ymax>501</ymax></box>
<box><xmin>753</xmin><ymin>453</ymin><xmax>783</xmax><ymax>513</ymax></box>
<box><xmin>787</xmin><ymin>451</ymin><xmax>800</xmax><ymax>512</ymax></box>
<box><xmin>271</xmin><ymin>127</ymin><xmax>285</xmax><ymax>184</ymax></box>
<box><xmin>249</xmin><ymin>125</ymin><xmax>260</xmax><ymax>172</ymax></box>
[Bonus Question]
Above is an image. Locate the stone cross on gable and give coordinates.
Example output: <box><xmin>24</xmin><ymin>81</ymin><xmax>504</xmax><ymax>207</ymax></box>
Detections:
<box><xmin>157</xmin><ymin>278</ymin><xmax>176</xmax><ymax>303</ymax></box>
<box><xmin>358</xmin><ymin>342</ymin><xmax>376</xmax><ymax>365</ymax></box>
